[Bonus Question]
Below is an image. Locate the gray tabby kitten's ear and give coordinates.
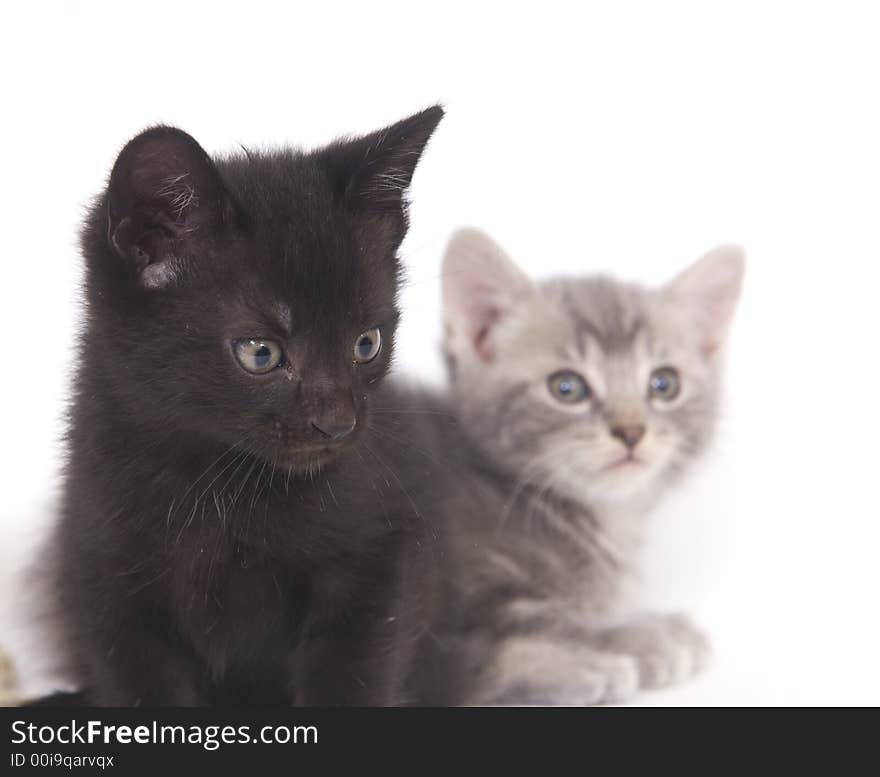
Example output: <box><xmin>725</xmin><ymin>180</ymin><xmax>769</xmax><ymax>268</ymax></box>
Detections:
<box><xmin>442</xmin><ymin>228</ymin><xmax>535</xmax><ymax>362</ymax></box>
<box><xmin>665</xmin><ymin>244</ymin><xmax>746</xmax><ymax>356</ymax></box>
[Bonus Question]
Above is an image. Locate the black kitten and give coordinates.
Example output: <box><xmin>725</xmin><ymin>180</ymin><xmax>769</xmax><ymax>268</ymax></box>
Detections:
<box><xmin>48</xmin><ymin>107</ymin><xmax>443</xmax><ymax>705</ymax></box>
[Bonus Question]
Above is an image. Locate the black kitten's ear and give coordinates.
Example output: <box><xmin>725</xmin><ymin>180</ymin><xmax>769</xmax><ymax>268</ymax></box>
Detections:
<box><xmin>107</xmin><ymin>126</ymin><xmax>231</xmax><ymax>288</ymax></box>
<box><xmin>320</xmin><ymin>105</ymin><xmax>444</xmax><ymax>219</ymax></box>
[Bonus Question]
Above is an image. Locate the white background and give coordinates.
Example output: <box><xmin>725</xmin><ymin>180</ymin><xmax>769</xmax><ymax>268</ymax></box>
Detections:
<box><xmin>1</xmin><ymin>1</ymin><xmax>878</xmax><ymax>705</ymax></box>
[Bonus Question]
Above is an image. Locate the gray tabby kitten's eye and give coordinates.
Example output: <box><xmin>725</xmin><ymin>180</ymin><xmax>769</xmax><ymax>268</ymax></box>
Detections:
<box><xmin>234</xmin><ymin>339</ymin><xmax>284</xmax><ymax>374</ymax></box>
<box><xmin>649</xmin><ymin>366</ymin><xmax>681</xmax><ymax>400</ymax></box>
<box><xmin>548</xmin><ymin>370</ymin><xmax>591</xmax><ymax>404</ymax></box>
<box><xmin>353</xmin><ymin>328</ymin><xmax>381</xmax><ymax>363</ymax></box>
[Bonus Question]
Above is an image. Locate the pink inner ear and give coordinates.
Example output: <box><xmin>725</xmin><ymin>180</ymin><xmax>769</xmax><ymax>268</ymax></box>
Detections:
<box><xmin>699</xmin><ymin>288</ymin><xmax>738</xmax><ymax>356</ymax></box>
<box><xmin>473</xmin><ymin>307</ymin><xmax>500</xmax><ymax>362</ymax></box>
<box><xmin>702</xmin><ymin>335</ymin><xmax>722</xmax><ymax>358</ymax></box>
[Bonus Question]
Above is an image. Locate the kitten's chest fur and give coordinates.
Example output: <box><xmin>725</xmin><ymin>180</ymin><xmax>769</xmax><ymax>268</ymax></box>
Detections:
<box><xmin>59</xmin><ymin>423</ymin><xmax>400</xmax><ymax>700</ymax></box>
<box><xmin>485</xmin><ymin>487</ymin><xmax>648</xmax><ymax>629</ymax></box>
<box><xmin>166</xmin><ymin>531</ymin><xmax>302</xmax><ymax>670</ymax></box>
<box><xmin>166</xmin><ymin>512</ymin><xmax>374</xmax><ymax>657</ymax></box>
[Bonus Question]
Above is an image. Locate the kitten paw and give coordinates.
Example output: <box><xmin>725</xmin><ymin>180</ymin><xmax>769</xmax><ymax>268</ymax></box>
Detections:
<box><xmin>577</xmin><ymin>651</ymin><xmax>639</xmax><ymax>704</ymax></box>
<box><xmin>596</xmin><ymin>613</ymin><xmax>710</xmax><ymax>690</ymax></box>
<box><xmin>484</xmin><ymin>637</ymin><xmax>639</xmax><ymax>705</ymax></box>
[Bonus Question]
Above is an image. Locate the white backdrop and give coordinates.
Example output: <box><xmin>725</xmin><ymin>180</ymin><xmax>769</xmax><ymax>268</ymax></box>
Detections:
<box><xmin>1</xmin><ymin>0</ymin><xmax>878</xmax><ymax>705</ymax></box>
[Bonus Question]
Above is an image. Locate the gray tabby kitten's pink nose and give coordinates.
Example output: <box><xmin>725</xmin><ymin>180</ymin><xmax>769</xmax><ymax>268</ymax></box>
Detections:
<box><xmin>610</xmin><ymin>424</ymin><xmax>646</xmax><ymax>449</ymax></box>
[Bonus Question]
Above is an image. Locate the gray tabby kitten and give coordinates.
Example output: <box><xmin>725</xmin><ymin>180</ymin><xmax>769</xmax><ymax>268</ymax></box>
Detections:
<box><xmin>418</xmin><ymin>229</ymin><xmax>743</xmax><ymax>705</ymax></box>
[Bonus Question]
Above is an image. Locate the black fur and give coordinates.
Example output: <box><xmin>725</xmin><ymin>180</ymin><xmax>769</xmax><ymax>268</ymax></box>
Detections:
<box><xmin>48</xmin><ymin>107</ymin><xmax>443</xmax><ymax>706</ymax></box>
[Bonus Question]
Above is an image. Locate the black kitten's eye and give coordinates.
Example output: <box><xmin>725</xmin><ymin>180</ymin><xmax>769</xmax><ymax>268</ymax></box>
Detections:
<box><xmin>234</xmin><ymin>339</ymin><xmax>283</xmax><ymax>374</ymax></box>
<box><xmin>649</xmin><ymin>366</ymin><xmax>681</xmax><ymax>400</ymax></box>
<box><xmin>353</xmin><ymin>328</ymin><xmax>381</xmax><ymax>364</ymax></box>
<box><xmin>548</xmin><ymin>370</ymin><xmax>591</xmax><ymax>404</ymax></box>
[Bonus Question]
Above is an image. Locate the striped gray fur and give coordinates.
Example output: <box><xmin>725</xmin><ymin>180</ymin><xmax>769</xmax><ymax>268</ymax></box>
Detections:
<box><xmin>408</xmin><ymin>229</ymin><xmax>743</xmax><ymax>705</ymax></box>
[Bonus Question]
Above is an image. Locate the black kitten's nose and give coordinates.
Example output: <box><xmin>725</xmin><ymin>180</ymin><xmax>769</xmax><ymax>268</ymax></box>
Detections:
<box><xmin>311</xmin><ymin>418</ymin><xmax>357</xmax><ymax>442</ymax></box>
<box><xmin>610</xmin><ymin>424</ymin><xmax>646</xmax><ymax>450</ymax></box>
